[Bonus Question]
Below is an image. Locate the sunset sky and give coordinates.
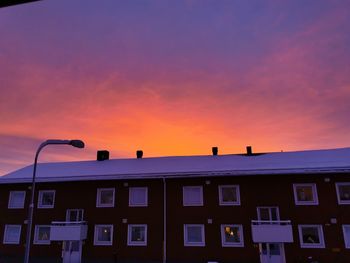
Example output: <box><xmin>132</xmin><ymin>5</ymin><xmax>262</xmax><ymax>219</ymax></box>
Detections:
<box><xmin>0</xmin><ymin>0</ymin><xmax>350</xmax><ymax>175</ymax></box>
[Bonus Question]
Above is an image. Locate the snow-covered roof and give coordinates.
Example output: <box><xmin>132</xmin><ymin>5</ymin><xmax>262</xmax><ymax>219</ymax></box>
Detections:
<box><xmin>1</xmin><ymin>148</ymin><xmax>350</xmax><ymax>184</ymax></box>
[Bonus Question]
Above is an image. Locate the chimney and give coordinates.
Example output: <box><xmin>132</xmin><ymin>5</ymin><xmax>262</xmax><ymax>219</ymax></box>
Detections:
<box><xmin>136</xmin><ymin>150</ymin><xmax>143</xmax><ymax>159</ymax></box>
<box><xmin>97</xmin><ymin>150</ymin><xmax>109</xmax><ymax>161</ymax></box>
<box><xmin>212</xmin><ymin>147</ymin><xmax>218</xmax><ymax>156</ymax></box>
<box><xmin>246</xmin><ymin>146</ymin><xmax>252</xmax><ymax>156</ymax></box>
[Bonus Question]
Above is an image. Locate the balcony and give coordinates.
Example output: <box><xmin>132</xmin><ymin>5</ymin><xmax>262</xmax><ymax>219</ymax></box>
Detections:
<box><xmin>50</xmin><ymin>221</ymin><xmax>88</xmax><ymax>241</ymax></box>
<box><xmin>251</xmin><ymin>220</ymin><xmax>293</xmax><ymax>243</ymax></box>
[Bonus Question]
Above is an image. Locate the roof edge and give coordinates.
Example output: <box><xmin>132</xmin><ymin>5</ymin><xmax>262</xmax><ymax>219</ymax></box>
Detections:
<box><xmin>1</xmin><ymin>166</ymin><xmax>350</xmax><ymax>184</ymax></box>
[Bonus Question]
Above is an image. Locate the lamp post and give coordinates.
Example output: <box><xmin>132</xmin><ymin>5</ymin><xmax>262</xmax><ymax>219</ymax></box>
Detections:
<box><xmin>23</xmin><ymin>139</ymin><xmax>85</xmax><ymax>263</ymax></box>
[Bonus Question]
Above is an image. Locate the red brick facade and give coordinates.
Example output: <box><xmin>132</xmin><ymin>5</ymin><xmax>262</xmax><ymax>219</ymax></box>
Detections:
<box><xmin>1</xmin><ymin>173</ymin><xmax>350</xmax><ymax>262</ymax></box>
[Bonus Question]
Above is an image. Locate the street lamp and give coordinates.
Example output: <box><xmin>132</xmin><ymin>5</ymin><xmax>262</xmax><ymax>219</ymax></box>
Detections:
<box><xmin>23</xmin><ymin>139</ymin><xmax>85</xmax><ymax>263</ymax></box>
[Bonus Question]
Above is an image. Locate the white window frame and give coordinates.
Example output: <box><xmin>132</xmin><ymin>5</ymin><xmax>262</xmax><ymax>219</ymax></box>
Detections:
<box><xmin>94</xmin><ymin>225</ymin><xmax>113</xmax><ymax>246</ymax></box>
<box><xmin>336</xmin><ymin>183</ymin><xmax>350</xmax><ymax>205</ymax></box>
<box><xmin>218</xmin><ymin>185</ymin><xmax>240</xmax><ymax>206</ymax></box>
<box><xmin>37</xmin><ymin>190</ymin><xmax>56</xmax><ymax>209</ymax></box>
<box><xmin>96</xmin><ymin>188</ymin><xmax>115</xmax><ymax>208</ymax></box>
<box><xmin>8</xmin><ymin>191</ymin><xmax>26</xmax><ymax>209</ymax></box>
<box><xmin>127</xmin><ymin>224</ymin><xmax>147</xmax><ymax>246</ymax></box>
<box><xmin>293</xmin><ymin>183</ymin><xmax>319</xmax><ymax>205</ymax></box>
<box><xmin>298</xmin><ymin>225</ymin><xmax>325</xmax><ymax>248</ymax></box>
<box><xmin>220</xmin><ymin>224</ymin><xmax>244</xmax><ymax>247</ymax></box>
<box><xmin>184</xmin><ymin>224</ymin><xmax>205</xmax><ymax>247</ymax></box>
<box><xmin>182</xmin><ymin>186</ymin><xmax>203</xmax><ymax>206</ymax></box>
<box><xmin>129</xmin><ymin>187</ymin><xmax>148</xmax><ymax>207</ymax></box>
<box><xmin>33</xmin><ymin>225</ymin><xmax>51</xmax><ymax>245</ymax></box>
<box><xmin>343</xmin><ymin>225</ymin><xmax>350</xmax><ymax>249</ymax></box>
<box><xmin>3</xmin><ymin>225</ymin><xmax>21</xmax><ymax>244</ymax></box>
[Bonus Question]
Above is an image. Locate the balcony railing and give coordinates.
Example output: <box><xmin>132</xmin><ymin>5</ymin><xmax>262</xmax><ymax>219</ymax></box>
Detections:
<box><xmin>251</xmin><ymin>220</ymin><xmax>293</xmax><ymax>243</ymax></box>
<box><xmin>50</xmin><ymin>221</ymin><xmax>88</xmax><ymax>241</ymax></box>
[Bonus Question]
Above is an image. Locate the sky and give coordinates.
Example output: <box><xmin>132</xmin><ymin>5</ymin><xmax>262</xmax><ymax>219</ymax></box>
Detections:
<box><xmin>0</xmin><ymin>0</ymin><xmax>350</xmax><ymax>175</ymax></box>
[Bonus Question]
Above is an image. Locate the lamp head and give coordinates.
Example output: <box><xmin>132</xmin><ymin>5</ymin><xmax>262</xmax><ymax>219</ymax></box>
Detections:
<box><xmin>70</xmin><ymin>140</ymin><xmax>85</xmax><ymax>148</ymax></box>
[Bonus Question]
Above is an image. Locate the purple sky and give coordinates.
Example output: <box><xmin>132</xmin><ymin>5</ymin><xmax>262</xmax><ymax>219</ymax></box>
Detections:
<box><xmin>0</xmin><ymin>0</ymin><xmax>350</xmax><ymax>175</ymax></box>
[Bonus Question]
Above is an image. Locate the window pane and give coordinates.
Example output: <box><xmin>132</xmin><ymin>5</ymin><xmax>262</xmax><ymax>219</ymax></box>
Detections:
<box><xmin>64</xmin><ymin>241</ymin><xmax>70</xmax><ymax>251</ymax></box>
<box><xmin>130</xmin><ymin>188</ymin><xmax>147</xmax><ymax>205</ymax></box>
<box><xmin>78</xmin><ymin>210</ymin><xmax>84</xmax><ymax>221</ymax></box>
<box><xmin>187</xmin><ymin>226</ymin><xmax>202</xmax><ymax>242</ymax></box>
<box><xmin>42</xmin><ymin>192</ymin><xmax>54</xmax><ymax>206</ymax></box>
<box><xmin>38</xmin><ymin>227</ymin><xmax>50</xmax><ymax>241</ymax></box>
<box><xmin>296</xmin><ymin>186</ymin><xmax>314</xmax><ymax>201</ymax></box>
<box><xmin>9</xmin><ymin>192</ymin><xmax>25</xmax><ymax>208</ymax></box>
<box><xmin>98</xmin><ymin>227</ymin><xmax>111</xmax><ymax>242</ymax></box>
<box><xmin>71</xmin><ymin>241</ymin><xmax>80</xmax><ymax>251</ymax></box>
<box><xmin>100</xmin><ymin>190</ymin><xmax>114</xmax><ymax>205</ymax></box>
<box><xmin>65</xmin><ymin>241</ymin><xmax>80</xmax><ymax>251</ymax></box>
<box><xmin>223</xmin><ymin>226</ymin><xmax>241</xmax><ymax>243</ymax></box>
<box><xmin>69</xmin><ymin>210</ymin><xmax>78</xmax><ymax>221</ymax></box>
<box><xmin>269</xmin><ymin>243</ymin><xmax>281</xmax><ymax>255</ymax></box>
<box><xmin>5</xmin><ymin>226</ymin><xmax>20</xmax><ymax>243</ymax></box>
<box><xmin>302</xmin><ymin>227</ymin><xmax>320</xmax><ymax>244</ymax></box>
<box><xmin>184</xmin><ymin>187</ymin><xmax>201</xmax><ymax>205</ymax></box>
<box><xmin>131</xmin><ymin>226</ymin><xmax>145</xmax><ymax>242</ymax></box>
<box><xmin>339</xmin><ymin>185</ymin><xmax>350</xmax><ymax>201</ymax></box>
<box><xmin>270</xmin><ymin>208</ymin><xmax>278</xmax><ymax>221</ymax></box>
<box><xmin>259</xmin><ymin>208</ymin><xmax>270</xmax><ymax>221</ymax></box>
<box><xmin>344</xmin><ymin>226</ymin><xmax>350</xmax><ymax>247</ymax></box>
<box><xmin>222</xmin><ymin>187</ymin><xmax>237</xmax><ymax>202</ymax></box>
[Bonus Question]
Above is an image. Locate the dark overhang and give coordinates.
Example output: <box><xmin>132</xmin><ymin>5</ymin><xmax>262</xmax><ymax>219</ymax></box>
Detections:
<box><xmin>0</xmin><ymin>0</ymin><xmax>41</xmax><ymax>8</ymax></box>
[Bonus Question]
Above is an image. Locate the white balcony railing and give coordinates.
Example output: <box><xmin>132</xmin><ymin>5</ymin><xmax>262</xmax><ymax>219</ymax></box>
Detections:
<box><xmin>251</xmin><ymin>220</ymin><xmax>293</xmax><ymax>243</ymax></box>
<box><xmin>50</xmin><ymin>221</ymin><xmax>88</xmax><ymax>241</ymax></box>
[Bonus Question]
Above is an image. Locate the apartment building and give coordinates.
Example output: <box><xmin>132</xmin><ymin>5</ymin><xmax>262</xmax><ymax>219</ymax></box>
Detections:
<box><xmin>0</xmin><ymin>147</ymin><xmax>350</xmax><ymax>263</ymax></box>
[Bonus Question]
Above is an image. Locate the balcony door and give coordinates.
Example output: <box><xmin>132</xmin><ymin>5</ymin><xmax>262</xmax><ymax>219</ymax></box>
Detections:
<box><xmin>66</xmin><ymin>209</ymin><xmax>84</xmax><ymax>222</ymax></box>
<box><xmin>257</xmin><ymin>207</ymin><xmax>285</xmax><ymax>263</ymax></box>
<box><xmin>259</xmin><ymin>243</ymin><xmax>285</xmax><ymax>263</ymax></box>
<box><xmin>63</xmin><ymin>209</ymin><xmax>84</xmax><ymax>263</ymax></box>
<box><xmin>63</xmin><ymin>241</ymin><xmax>82</xmax><ymax>263</ymax></box>
<box><xmin>257</xmin><ymin>207</ymin><xmax>279</xmax><ymax>222</ymax></box>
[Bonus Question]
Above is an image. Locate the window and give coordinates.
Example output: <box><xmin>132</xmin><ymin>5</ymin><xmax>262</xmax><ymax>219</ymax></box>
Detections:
<box><xmin>129</xmin><ymin>187</ymin><xmax>148</xmax><ymax>207</ymax></box>
<box><xmin>127</xmin><ymin>224</ymin><xmax>147</xmax><ymax>246</ymax></box>
<box><xmin>94</xmin><ymin>225</ymin><xmax>113</xmax><ymax>246</ymax></box>
<box><xmin>221</xmin><ymin>225</ymin><xmax>244</xmax><ymax>247</ymax></box>
<box><xmin>3</xmin><ymin>225</ymin><xmax>21</xmax><ymax>244</ymax></box>
<box><xmin>293</xmin><ymin>184</ymin><xmax>318</xmax><ymax>205</ymax></box>
<box><xmin>298</xmin><ymin>225</ymin><xmax>325</xmax><ymax>248</ymax></box>
<box><xmin>96</xmin><ymin>188</ymin><xmax>115</xmax><ymax>207</ymax></box>
<box><xmin>336</xmin><ymin>183</ymin><xmax>350</xmax><ymax>205</ymax></box>
<box><xmin>257</xmin><ymin>207</ymin><xmax>280</xmax><ymax>221</ymax></box>
<box><xmin>8</xmin><ymin>191</ymin><xmax>26</xmax><ymax>209</ymax></box>
<box><xmin>184</xmin><ymin>224</ymin><xmax>205</xmax><ymax>246</ymax></box>
<box><xmin>343</xmin><ymin>225</ymin><xmax>350</xmax><ymax>249</ymax></box>
<box><xmin>219</xmin><ymin>185</ymin><xmax>240</xmax><ymax>206</ymax></box>
<box><xmin>66</xmin><ymin>209</ymin><xmax>84</xmax><ymax>222</ymax></box>
<box><xmin>183</xmin><ymin>186</ymin><xmax>203</xmax><ymax>206</ymax></box>
<box><xmin>38</xmin><ymin>190</ymin><xmax>55</xmax><ymax>208</ymax></box>
<box><xmin>34</xmin><ymin>225</ymin><xmax>51</xmax><ymax>245</ymax></box>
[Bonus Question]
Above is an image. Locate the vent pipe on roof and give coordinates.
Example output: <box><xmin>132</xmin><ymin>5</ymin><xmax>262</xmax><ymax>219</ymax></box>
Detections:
<box><xmin>136</xmin><ymin>150</ymin><xmax>143</xmax><ymax>159</ymax></box>
<box><xmin>246</xmin><ymin>146</ymin><xmax>252</xmax><ymax>156</ymax></box>
<box><xmin>212</xmin><ymin>147</ymin><xmax>218</xmax><ymax>156</ymax></box>
<box><xmin>97</xmin><ymin>150</ymin><xmax>109</xmax><ymax>161</ymax></box>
